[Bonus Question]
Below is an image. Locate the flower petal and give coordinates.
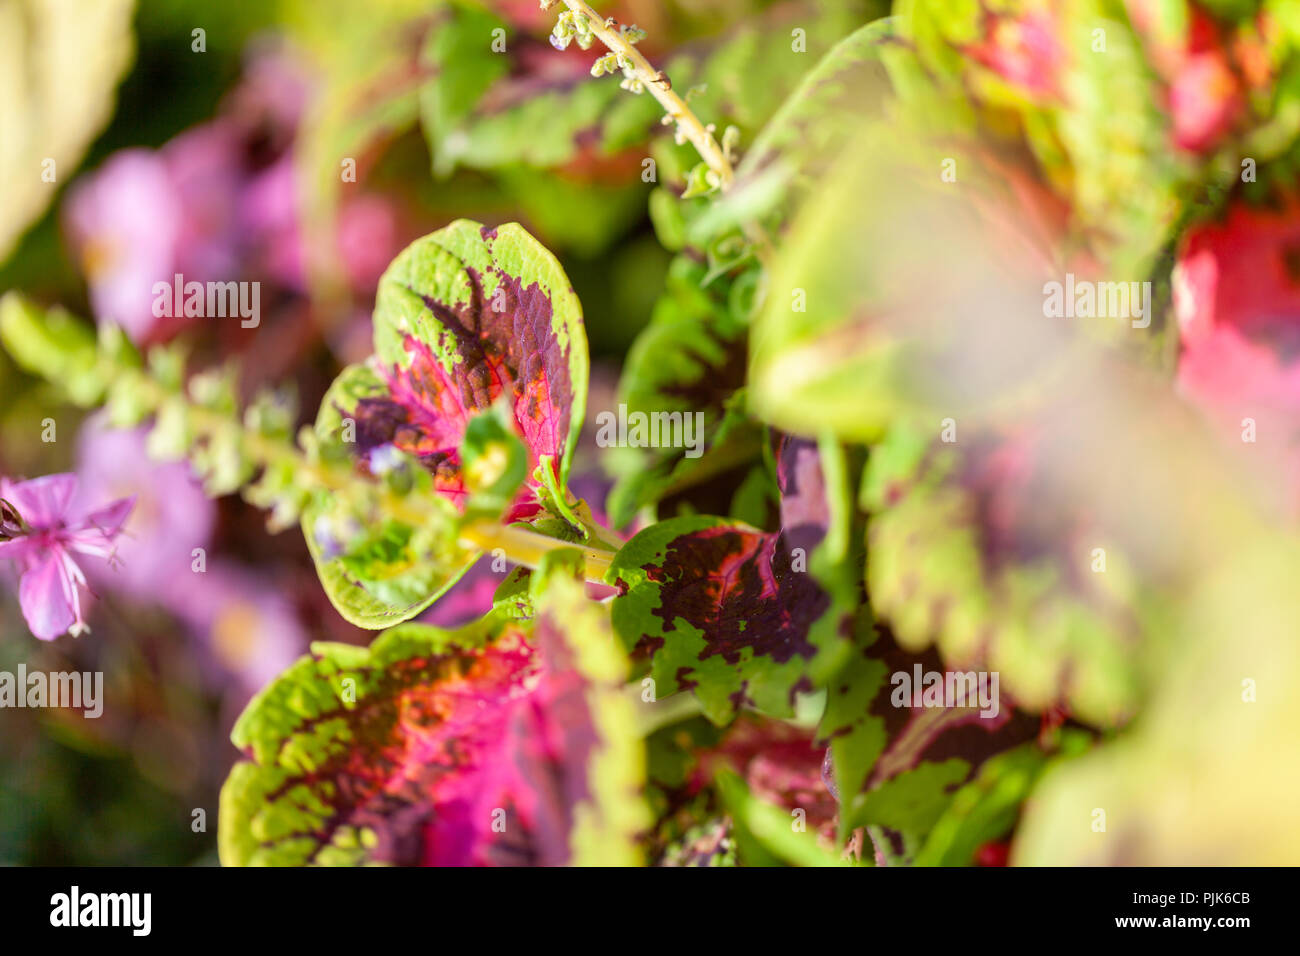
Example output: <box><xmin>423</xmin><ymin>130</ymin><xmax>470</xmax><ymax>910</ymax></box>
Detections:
<box><xmin>1</xmin><ymin>473</ymin><xmax>77</xmax><ymax>529</ymax></box>
<box><xmin>0</xmin><ymin>536</ymin><xmax>35</xmax><ymax>563</ymax></box>
<box><xmin>82</xmin><ymin>493</ymin><xmax>136</xmax><ymax>534</ymax></box>
<box><xmin>67</xmin><ymin>494</ymin><xmax>137</xmax><ymax>557</ymax></box>
<box><xmin>18</xmin><ymin>551</ymin><xmax>78</xmax><ymax>640</ymax></box>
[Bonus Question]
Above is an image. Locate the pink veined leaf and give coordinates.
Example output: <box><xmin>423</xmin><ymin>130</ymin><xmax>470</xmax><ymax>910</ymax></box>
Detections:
<box><xmin>218</xmin><ymin>559</ymin><xmax>644</xmax><ymax>866</ymax></box>
<box><xmin>303</xmin><ymin>219</ymin><xmax>589</xmax><ymax>629</ymax></box>
<box><xmin>346</xmin><ymin>219</ymin><xmax>586</xmax><ymax>520</ymax></box>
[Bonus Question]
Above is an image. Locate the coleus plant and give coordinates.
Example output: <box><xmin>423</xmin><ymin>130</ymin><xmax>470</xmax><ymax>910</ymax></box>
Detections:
<box><xmin>5</xmin><ymin>0</ymin><xmax>1300</xmax><ymax>866</ymax></box>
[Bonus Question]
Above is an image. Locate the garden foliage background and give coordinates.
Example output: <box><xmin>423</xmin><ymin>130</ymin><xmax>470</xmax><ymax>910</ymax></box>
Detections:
<box><xmin>1</xmin><ymin>0</ymin><xmax>1299</xmax><ymax>865</ymax></box>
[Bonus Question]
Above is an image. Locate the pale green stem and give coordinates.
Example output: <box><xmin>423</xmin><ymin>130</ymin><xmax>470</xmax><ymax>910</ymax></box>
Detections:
<box><xmin>625</xmin><ymin>684</ymin><xmax>706</xmax><ymax>736</ymax></box>
<box><xmin>558</xmin><ymin>0</ymin><xmax>735</xmax><ymax>190</ymax></box>
<box><xmin>118</xmin><ymin>368</ymin><xmax>620</xmax><ymax>584</ymax></box>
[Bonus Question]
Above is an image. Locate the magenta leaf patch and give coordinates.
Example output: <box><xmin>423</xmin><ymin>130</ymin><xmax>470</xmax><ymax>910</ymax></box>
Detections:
<box><xmin>219</xmin><ymin>554</ymin><xmax>643</xmax><ymax>866</ymax></box>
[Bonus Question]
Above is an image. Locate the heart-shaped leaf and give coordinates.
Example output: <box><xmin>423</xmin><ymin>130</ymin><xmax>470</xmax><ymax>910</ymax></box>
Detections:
<box><xmin>305</xmin><ymin>219</ymin><xmax>588</xmax><ymax>628</ymax></box>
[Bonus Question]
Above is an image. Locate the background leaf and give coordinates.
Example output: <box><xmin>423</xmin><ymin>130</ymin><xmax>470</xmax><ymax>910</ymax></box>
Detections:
<box><xmin>0</xmin><ymin>0</ymin><xmax>136</xmax><ymax>261</ymax></box>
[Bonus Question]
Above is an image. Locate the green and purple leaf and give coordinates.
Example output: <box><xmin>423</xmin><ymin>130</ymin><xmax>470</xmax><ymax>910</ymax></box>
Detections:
<box><xmin>606</xmin><ymin>435</ymin><xmax>858</xmax><ymax>723</ymax></box>
<box><xmin>606</xmin><ymin>255</ymin><xmax>763</xmax><ymax>527</ymax></box>
<box><xmin>820</xmin><ymin>627</ymin><xmax>1042</xmax><ymax>865</ymax></box>
<box><xmin>692</xmin><ymin>17</ymin><xmax>902</xmax><ymax>242</ymax></box>
<box><xmin>366</xmin><ymin>219</ymin><xmax>587</xmax><ymax>507</ymax></box>
<box><xmin>305</xmin><ymin>219</ymin><xmax>588</xmax><ymax>628</ymax></box>
<box><xmin>419</xmin><ymin>2</ymin><xmax>865</xmax><ymax>182</ymax></box>
<box><xmin>219</xmin><ymin>554</ymin><xmax>645</xmax><ymax>866</ymax></box>
<box><xmin>861</xmin><ymin>419</ymin><xmax>1145</xmax><ymax>728</ymax></box>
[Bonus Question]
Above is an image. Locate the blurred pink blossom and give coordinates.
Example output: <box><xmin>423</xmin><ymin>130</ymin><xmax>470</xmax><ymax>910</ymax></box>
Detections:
<box><xmin>64</xmin><ymin>123</ymin><xmax>244</xmax><ymax>343</ymax></box>
<box><xmin>63</xmin><ymin>151</ymin><xmax>187</xmax><ymax>342</ymax></box>
<box><xmin>1175</xmin><ymin>199</ymin><xmax>1300</xmax><ymax>500</ymax></box>
<box><xmin>1126</xmin><ymin>3</ymin><xmax>1246</xmax><ymax>153</ymax></box>
<box><xmin>0</xmin><ymin>474</ymin><xmax>134</xmax><ymax>640</ymax></box>
<box><xmin>174</xmin><ymin>562</ymin><xmax>306</xmax><ymax>694</ymax></box>
<box><xmin>1169</xmin><ymin>49</ymin><xmax>1242</xmax><ymax>152</ymax></box>
<box><xmin>964</xmin><ymin>7</ymin><xmax>1062</xmax><ymax>99</ymax></box>
<box><xmin>74</xmin><ymin>415</ymin><xmax>217</xmax><ymax>607</ymax></box>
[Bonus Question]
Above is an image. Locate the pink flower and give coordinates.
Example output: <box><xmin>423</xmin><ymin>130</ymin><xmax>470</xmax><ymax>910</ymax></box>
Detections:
<box><xmin>64</xmin><ymin>125</ymin><xmax>244</xmax><ymax>343</ymax></box>
<box><xmin>1174</xmin><ymin>200</ymin><xmax>1300</xmax><ymax>346</ymax></box>
<box><xmin>1126</xmin><ymin>3</ymin><xmax>1245</xmax><ymax>153</ymax></box>
<box><xmin>0</xmin><ymin>474</ymin><xmax>135</xmax><ymax>640</ymax></box>
<box><xmin>337</xmin><ymin>194</ymin><xmax>400</xmax><ymax>291</ymax></box>
<box><xmin>1169</xmin><ymin>50</ymin><xmax>1242</xmax><ymax>152</ymax></box>
<box><xmin>239</xmin><ymin>154</ymin><xmax>305</xmax><ymax>291</ymax></box>
<box><xmin>964</xmin><ymin>7</ymin><xmax>1063</xmax><ymax>100</ymax></box>
<box><xmin>1174</xmin><ymin>200</ymin><xmax>1300</xmax><ymax>501</ymax></box>
<box><xmin>63</xmin><ymin>150</ymin><xmax>186</xmax><ymax>342</ymax></box>
<box><xmin>74</xmin><ymin>415</ymin><xmax>216</xmax><ymax>607</ymax></box>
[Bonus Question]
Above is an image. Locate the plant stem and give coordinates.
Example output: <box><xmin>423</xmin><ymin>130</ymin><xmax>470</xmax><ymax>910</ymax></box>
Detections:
<box><xmin>460</xmin><ymin>519</ymin><xmax>616</xmax><ymax>580</ymax></box>
<box><xmin>120</xmin><ymin>368</ymin><xmax>620</xmax><ymax>583</ymax></box>
<box><xmin>626</xmin><ymin>685</ymin><xmax>705</xmax><ymax>736</ymax></box>
<box><xmin>558</xmin><ymin>0</ymin><xmax>734</xmax><ymax>190</ymax></box>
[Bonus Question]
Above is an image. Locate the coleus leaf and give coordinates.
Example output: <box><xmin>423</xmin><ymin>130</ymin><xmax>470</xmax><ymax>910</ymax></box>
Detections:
<box><xmin>368</xmin><ymin>219</ymin><xmax>587</xmax><ymax>494</ymax></box>
<box><xmin>696</xmin><ymin>716</ymin><xmax>843</xmax><ymax>858</ymax></box>
<box><xmin>747</xmin><ymin>138</ymin><xmax>1071</xmax><ymax>445</ymax></box>
<box><xmin>897</xmin><ymin>0</ymin><xmax>1184</xmax><ymax>276</ymax></box>
<box><xmin>913</xmin><ymin>727</ymin><xmax>1091</xmax><ymax>866</ymax></box>
<box><xmin>820</xmin><ymin>628</ymin><xmax>1042</xmax><ymax>865</ymax></box>
<box><xmin>715</xmin><ymin>769</ymin><xmax>847</xmax><ymax>867</ymax></box>
<box><xmin>304</xmin><ymin>362</ymin><xmax>470</xmax><ymax>629</ymax></box>
<box><xmin>0</xmin><ymin>0</ymin><xmax>134</xmax><ymax>261</ymax></box>
<box><xmin>606</xmin><ymin>256</ymin><xmax>763</xmax><ymax>527</ymax></box>
<box><xmin>305</xmin><ymin>219</ymin><xmax>588</xmax><ymax>628</ymax></box>
<box><xmin>657</xmin><ymin>630</ymin><xmax>1044</xmax><ymax>866</ymax></box>
<box><xmin>860</xmin><ymin>418</ymin><xmax>1150</xmax><ymax>728</ymax></box>
<box><xmin>419</xmin><ymin>2</ymin><xmax>863</xmax><ymax>181</ymax></box>
<box><xmin>693</xmin><ymin>17</ymin><xmax>903</xmax><ymax>242</ymax></box>
<box><xmin>606</xmin><ymin>435</ymin><xmax>858</xmax><ymax>723</ymax></box>
<box><xmin>218</xmin><ymin>551</ymin><xmax>646</xmax><ymax>866</ymax></box>
<box><xmin>1015</xmin><ymin>540</ymin><xmax>1300</xmax><ymax>865</ymax></box>
<box><xmin>418</xmin><ymin>4</ymin><xmax>512</xmax><ymax>179</ymax></box>
<box><xmin>421</xmin><ymin>34</ymin><xmax>647</xmax><ymax>177</ymax></box>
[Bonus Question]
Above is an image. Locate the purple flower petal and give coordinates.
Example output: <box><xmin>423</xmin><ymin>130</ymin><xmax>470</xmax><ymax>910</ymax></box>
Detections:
<box><xmin>74</xmin><ymin>418</ymin><xmax>215</xmax><ymax>603</ymax></box>
<box><xmin>64</xmin><ymin>151</ymin><xmax>185</xmax><ymax>341</ymax></box>
<box><xmin>18</xmin><ymin>551</ymin><xmax>77</xmax><ymax>640</ymax></box>
<box><xmin>74</xmin><ymin>494</ymin><xmax>136</xmax><ymax>548</ymax></box>
<box><xmin>0</xmin><ymin>537</ymin><xmax>35</xmax><ymax>562</ymax></box>
<box><xmin>0</xmin><ymin>474</ymin><xmax>76</xmax><ymax>529</ymax></box>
